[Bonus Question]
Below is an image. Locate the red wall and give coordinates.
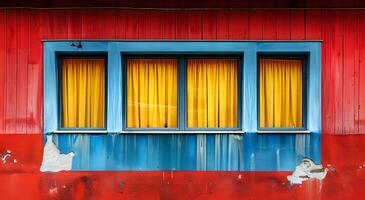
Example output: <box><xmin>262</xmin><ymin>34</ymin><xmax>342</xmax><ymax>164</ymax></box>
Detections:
<box><xmin>1</xmin><ymin>9</ymin><xmax>365</xmax><ymax>199</ymax></box>
<box><xmin>1</xmin><ymin>9</ymin><xmax>364</xmax><ymax>135</ymax></box>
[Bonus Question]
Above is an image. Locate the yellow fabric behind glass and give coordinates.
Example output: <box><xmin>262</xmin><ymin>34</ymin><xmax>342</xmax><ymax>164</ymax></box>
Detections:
<box><xmin>259</xmin><ymin>59</ymin><xmax>303</xmax><ymax>128</ymax></box>
<box><xmin>127</xmin><ymin>59</ymin><xmax>178</xmax><ymax>128</ymax></box>
<box><xmin>62</xmin><ymin>58</ymin><xmax>105</xmax><ymax>128</ymax></box>
<box><xmin>187</xmin><ymin>59</ymin><xmax>238</xmax><ymax>128</ymax></box>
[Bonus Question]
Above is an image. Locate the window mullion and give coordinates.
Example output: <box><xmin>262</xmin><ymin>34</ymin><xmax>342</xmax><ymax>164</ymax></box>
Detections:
<box><xmin>178</xmin><ymin>57</ymin><xmax>186</xmax><ymax>131</ymax></box>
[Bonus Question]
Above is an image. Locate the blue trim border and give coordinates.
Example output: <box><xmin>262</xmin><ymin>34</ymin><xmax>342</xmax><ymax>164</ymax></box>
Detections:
<box><xmin>44</xmin><ymin>41</ymin><xmax>321</xmax><ymax>134</ymax></box>
<box><xmin>43</xmin><ymin>41</ymin><xmax>321</xmax><ymax>171</ymax></box>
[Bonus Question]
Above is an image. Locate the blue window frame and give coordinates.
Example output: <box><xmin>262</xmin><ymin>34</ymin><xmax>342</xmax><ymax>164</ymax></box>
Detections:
<box><xmin>122</xmin><ymin>55</ymin><xmax>181</xmax><ymax>131</ymax></box>
<box><xmin>57</xmin><ymin>54</ymin><xmax>108</xmax><ymax>131</ymax></box>
<box><xmin>44</xmin><ymin>41</ymin><xmax>321</xmax><ymax>135</ymax></box>
<box><xmin>43</xmin><ymin>41</ymin><xmax>321</xmax><ymax>171</ymax></box>
<box><xmin>122</xmin><ymin>54</ymin><xmax>243</xmax><ymax>132</ymax></box>
<box><xmin>257</xmin><ymin>54</ymin><xmax>308</xmax><ymax>131</ymax></box>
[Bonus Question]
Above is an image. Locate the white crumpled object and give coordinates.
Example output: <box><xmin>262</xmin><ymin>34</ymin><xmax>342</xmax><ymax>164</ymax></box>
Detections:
<box><xmin>287</xmin><ymin>158</ymin><xmax>328</xmax><ymax>185</ymax></box>
<box><xmin>40</xmin><ymin>135</ymin><xmax>75</xmax><ymax>172</ymax></box>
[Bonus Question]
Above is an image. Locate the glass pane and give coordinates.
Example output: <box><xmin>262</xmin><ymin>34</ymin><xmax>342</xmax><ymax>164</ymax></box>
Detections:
<box><xmin>62</xmin><ymin>58</ymin><xmax>105</xmax><ymax>128</ymax></box>
<box><xmin>187</xmin><ymin>59</ymin><xmax>238</xmax><ymax>128</ymax></box>
<box><xmin>127</xmin><ymin>59</ymin><xmax>178</xmax><ymax>128</ymax></box>
<box><xmin>259</xmin><ymin>59</ymin><xmax>303</xmax><ymax>128</ymax></box>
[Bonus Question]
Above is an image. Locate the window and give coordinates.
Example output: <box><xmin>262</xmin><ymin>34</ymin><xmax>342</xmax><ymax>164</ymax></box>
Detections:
<box><xmin>187</xmin><ymin>59</ymin><xmax>238</xmax><ymax>128</ymax></box>
<box><xmin>124</xmin><ymin>56</ymin><xmax>240</xmax><ymax>130</ymax></box>
<box><xmin>60</xmin><ymin>57</ymin><xmax>106</xmax><ymax>129</ymax></box>
<box><xmin>126</xmin><ymin>59</ymin><xmax>178</xmax><ymax>128</ymax></box>
<box><xmin>258</xmin><ymin>57</ymin><xmax>305</xmax><ymax>129</ymax></box>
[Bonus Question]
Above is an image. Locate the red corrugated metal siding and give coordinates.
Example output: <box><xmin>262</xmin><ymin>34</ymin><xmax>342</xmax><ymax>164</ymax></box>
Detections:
<box><xmin>0</xmin><ymin>8</ymin><xmax>365</xmax><ymax>199</ymax></box>
<box><xmin>0</xmin><ymin>9</ymin><xmax>363</xmax><ymax>135</ymax></box>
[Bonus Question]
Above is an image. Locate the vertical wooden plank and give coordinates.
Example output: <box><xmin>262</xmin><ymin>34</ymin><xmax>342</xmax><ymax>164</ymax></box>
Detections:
<box><xmin>188</xmin><ymin>11</ymin><xmax>202</xmax><ymax>40</ymax></box>
<box><xmin>0</xmin><ymin>11</ymin><xmax>5</xmax><ymax>132</ymax></box>
<box><xmin>48</xmin><ymin>10</ymin><xmax>68</xmax><ymax>39</ymax></box>
<box><xmin>97</xmin><ymin>9</ymin><xmax>116</xmax><ymax>39</ymax></box>
<box><xmin>149</xmin><ymin>10</ymin><xmax>163</xmax><ymax>39</ymax></box>
<box><xmin>115</xmin><ymin>9</ymin><xmax>127</xmax><ymax>39</ymax></box>
<box><xmin>28</xmin><ymin>10</ymin><xmax>47</xmax><ymax>134</ymax></box>
<box><xmin>354</xmin><ymin>10</ymin><xmax>360</xmax><ymax>134</ymax></box>
<box><xmin>138</xmin><ymin>10</ymin><xmax>150</xmax><ymax>39</ymax></box>
<box><xmin>321</xmin><ymin>10</ymin><xmax>331</xmax><ymax>134</ymax></box>
<box><xmin>16</xmin><ymin>9</ymin><xmax>29</xmax><ymax>133</ymax></box>
<box><xmin>81</xmin><ymin>9</ymin><xmax>94</xmax><ymax>39</ymax></box>
<box><xmin>262</xmin><ymin>11</ymin><xmax>277</xmax><ymax>40</ymax></box>
<box><xmin>68</xmin><ymin>10</ymin><xmax>82</xmax><ymax>39</ymax></box>
<box><xmin>125</xmin><ymin>10</ymin><xmax>139</xmax><ymax>39</ymax></box>
<box><xmin>162</xmin><ymin>11</ymin><xmax>176</xmax><ymax>39</ymax></box>
<box><xmin>228</xmin><ymin>11</ymin><xmax>248</xmax><ymax>40</ymax></box>
<box><xmin>324</xmin><ymin>11</ymin><xmax>344</xmax><ymax>134</ymax></box>
<box><xmin>5</xmin><ymin>10</ymin><xmax>18</xmax><ymax>133</ymax></box>
<box><xmin>176</xmin><ymin>11</ymin><xmax>189</xmax><ymax>40</ymax></box>
<box><xmin>358</xmin><ymin>11</ymin><xmax>365</xmax><ymax>133</ymax></box>
<box><xmin>248</xmin><ymin>10</ymin><xmax>263</xmax><ymax>40</ymax></box>
<box><xmin>343</xmin><ymin>10</ymin><xmax>358</xmax><ymax>134</ymax></box>
<box><xmin>276</xmin><ymin>10</ymin><xmax>291</xmax><ymax>40</ymax></box>
<box><xmin>216</xmin><ymin>11</ymin><xmax>229</xmax><ymax>40</ymax></box>
<box><xmin>83</xmin><ymin>9</ymin><xmax>116</xmax><ymax>39</ymax></box>
<box><xmin>82</xmin><ymin>9</ymin><xmax>116</xmax><ymax>39</ymax></box>
<box><xmin>333</xmin><ymin>11</ymin><xmax>345</xmax><ymax>135</ymax></box>
<box><xmin>202</xmin><ymin>11</ymin><xmax>217</xmax><ymax>40</ymax></box>
<box><xmin>306</xmin><ymin>10</ymin><xmax>322</xmax><ymax>40</ymax></box>
<box><xmin>290</xmin><ymin>10</ymin><xmax>305</xmax><ymax>40</ymax></box>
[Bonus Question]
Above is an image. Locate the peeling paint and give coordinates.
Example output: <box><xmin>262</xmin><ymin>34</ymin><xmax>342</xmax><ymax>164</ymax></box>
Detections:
<box><xmin>1</xmin><ymin>150</ymin><xmax>11</xmax><ymax>164</ymax></box>
<box><xmin>40</xmin><ymin>135</ymin><xmax>75</xmax><ymax>172</ymax></box>
<box><xmin>287</xmin><ymin>158</ymin><xmax>328</xmax><ymax>185</ymax></box>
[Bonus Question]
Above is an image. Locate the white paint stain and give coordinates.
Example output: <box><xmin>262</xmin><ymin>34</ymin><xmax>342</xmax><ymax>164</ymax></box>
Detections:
<box><xmin>233</xmin><ymin>135</ymin><xmax>243</xmax><ymax>140</ymax></box>
<box><xmin>40</xmin><ymin>135</ymin><xmax>75</xmax><ymax>172</ymax></box>
<box><xmin>49</xmin><ymin>186</ymin><xmax>58</xmax><ymax>195</ymax></box>
<box><xmin>287</xmin><ymin>158</ymin><xmax>328</xmax><ymax>185</ymax></box>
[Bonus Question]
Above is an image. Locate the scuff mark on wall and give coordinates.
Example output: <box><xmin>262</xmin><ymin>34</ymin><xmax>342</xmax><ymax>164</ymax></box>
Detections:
<box><xmin>233</xmin><ymin>135</ymin><xmax>243</xmax><ymax>140</ymax></box>
<box><xmin>40</xmin><ymin>135</ymin><xmax>75</xmax><ymax>172</ymax></box>
<box><xmin>287</xmin><ymin>158</ymin><xmax>328</xmax><ymax>185</ymax></box>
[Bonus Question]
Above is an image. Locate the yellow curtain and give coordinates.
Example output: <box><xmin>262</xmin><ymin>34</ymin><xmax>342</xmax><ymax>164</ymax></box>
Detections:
<box><xmin>259</xmin><ymin>59</ymin><xmax>303</xmax><ymax>128</ymax></box>
<box><xmin>62</xmin><ymin>58</ymin><xmax>105</xmax><ymax>128</ymax></box>
<box><xmin>187</xmin><ymin>59</ymin><xmax>238</xmax><ymax>128</ymax></box>
<box><xmin>127</xmin><ymin>59</ymin><xmax>178</xmax><ymax>128</ymax></box>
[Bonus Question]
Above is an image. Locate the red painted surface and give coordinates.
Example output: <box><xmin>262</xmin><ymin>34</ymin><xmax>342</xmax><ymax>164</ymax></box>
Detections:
<box><xmin>0</xmin><ymin>9</ymin><xmax>363</xmax><ymax>135</ymax></box>
<box><xmin>0</xmin><ymin>8</ymin><xmax>365</xmax><ymax>199</ymax></box>
<box><xmin>1</xmin><ymin>0</ymin><xmax>365</xmax><ymax>8</ymax></box>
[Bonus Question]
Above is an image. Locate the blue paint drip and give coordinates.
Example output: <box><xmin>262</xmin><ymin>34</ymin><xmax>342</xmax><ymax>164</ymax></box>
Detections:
<box><xmin>53</xmin><ymin>133</ymin><xmax>320</xmax><ymax>171</ymax></box>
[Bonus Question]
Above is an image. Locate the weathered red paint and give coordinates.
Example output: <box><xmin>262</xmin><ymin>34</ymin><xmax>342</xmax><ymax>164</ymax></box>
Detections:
<box><xmin>0</xmin><ymin>8</ymin><xmax>365</xmax><ymax>199</ymax></box>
